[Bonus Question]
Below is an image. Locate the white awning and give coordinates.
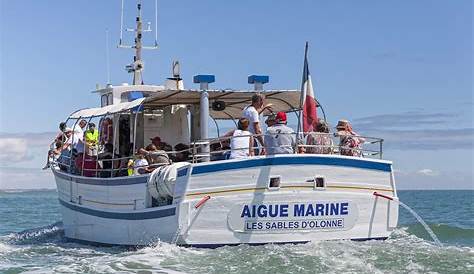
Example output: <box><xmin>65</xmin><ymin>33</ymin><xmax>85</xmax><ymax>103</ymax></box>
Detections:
<box><xmin>68</xmin><ymin>89</ymin><xmax>302</xmax><ymax>120</ymax></box>
<box><xmin>68</xmin><ymin>98</ymin><xmax>146</xmax><ymax>119</ymax></box>
<box><xmin>143</xmin><ymin>89</ymin><xmax>302</xmax><ymax>119</ymax></box>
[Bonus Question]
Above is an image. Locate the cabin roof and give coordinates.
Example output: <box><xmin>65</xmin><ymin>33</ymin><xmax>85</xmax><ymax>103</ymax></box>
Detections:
<box><xmin>69</xmin><ymin>89</ymin><xmax>302</xmax><ymax>119</ymax></box>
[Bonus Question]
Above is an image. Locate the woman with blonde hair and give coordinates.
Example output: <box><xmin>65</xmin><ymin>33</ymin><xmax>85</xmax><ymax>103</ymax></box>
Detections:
<box><xmin>223</xmin><ymin>118</ymin><xmax>254</xmax><ymax>159</ymax></box>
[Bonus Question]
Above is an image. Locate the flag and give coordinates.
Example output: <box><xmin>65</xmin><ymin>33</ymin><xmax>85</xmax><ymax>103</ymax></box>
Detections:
<box><xmin>300</xmin><ymin>42</ymin><xmax>318</xmax><ymax>134</ymax></box>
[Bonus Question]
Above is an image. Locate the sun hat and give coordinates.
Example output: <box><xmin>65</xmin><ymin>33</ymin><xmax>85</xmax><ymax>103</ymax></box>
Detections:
<box><xmin>336</xmin><ymin>119</ymin><xmax>350</xmax><ymax>130</ymax></box>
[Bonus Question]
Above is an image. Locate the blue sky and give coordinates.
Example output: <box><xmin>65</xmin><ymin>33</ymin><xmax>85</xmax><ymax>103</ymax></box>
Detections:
<box><xmin>0</xmin><ymin>0</ymin><xmax>472</xmax><ymax>189</ymax></box>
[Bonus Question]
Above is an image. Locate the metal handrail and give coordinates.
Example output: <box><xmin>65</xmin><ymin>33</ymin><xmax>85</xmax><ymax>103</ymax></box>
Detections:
<box><xmin>50</xmin><ymin>132</ymin><xmax>384</xmax><ymax>178</ymax></box>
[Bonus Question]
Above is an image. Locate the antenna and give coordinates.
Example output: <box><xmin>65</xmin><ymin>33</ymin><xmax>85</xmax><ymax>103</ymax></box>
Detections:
<box><xmin>105</xmin><ymin>29</ymin><xmax>111</xmax><ymax>84</ymax></box>
<box><xmin>118</xmin><ymin>0</ymin><xmax>159</xmax><ymax>85</ymax></box>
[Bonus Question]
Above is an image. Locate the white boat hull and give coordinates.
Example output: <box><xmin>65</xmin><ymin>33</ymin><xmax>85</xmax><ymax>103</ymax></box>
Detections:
<box><xmin>53</xmin><ymin>154</ymin><xmax>398</xmax><ymax>247</ymax></box>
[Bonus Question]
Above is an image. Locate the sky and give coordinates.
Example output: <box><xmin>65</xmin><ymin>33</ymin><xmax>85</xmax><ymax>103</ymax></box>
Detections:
<box><xmin>0</xmin><ymin>0</ymin><xmax>472</xmax><ymax>189</ymax></box>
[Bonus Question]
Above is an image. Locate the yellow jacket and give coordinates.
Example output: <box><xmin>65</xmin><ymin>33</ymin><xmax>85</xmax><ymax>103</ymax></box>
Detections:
<box><xmin>85</xmin><ymin>129</ymin><xmax>99</xmax><ymax>145</ymax></box>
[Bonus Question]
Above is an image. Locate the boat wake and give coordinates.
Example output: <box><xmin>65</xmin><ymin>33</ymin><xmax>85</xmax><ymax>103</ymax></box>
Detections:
<box><xmin>0</xmin><ymin>222</ymin><xmax>472</xmax><ymax>273</ymax></box>
<box><xmin>3</xmin><ymin>221</ymin><xmax>64</xmax><ymax>245</ymax></box>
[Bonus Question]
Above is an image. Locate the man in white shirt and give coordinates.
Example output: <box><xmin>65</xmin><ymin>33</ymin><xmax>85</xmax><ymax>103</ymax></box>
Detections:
<box><xmin>242</xmin><ymin>94</ymin><xmax>266</xmax><ymax>155</ymax></box>
<box><xmin>72</xmin><ymin>119</ymin><xmax>87</xmax><ymax>153</ymax></box>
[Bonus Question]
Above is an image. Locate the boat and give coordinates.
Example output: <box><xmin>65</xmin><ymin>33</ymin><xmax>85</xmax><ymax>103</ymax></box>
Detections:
<box><xmin>48</xmin><ymin>0</ymin><xmax>398</xmax><ymax>247</ymax></box>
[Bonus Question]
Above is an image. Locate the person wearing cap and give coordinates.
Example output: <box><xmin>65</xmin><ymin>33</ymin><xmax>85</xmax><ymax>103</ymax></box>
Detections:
<box><xmin>85</xmin><ymin>122</ymin><xmax>99</xmax><ymax>156</ymax></box>
<box><xmin>336</xmin><ymin>119</ymin><xmax>365</xmax><ymax>157</ymax></box>
<box><xmin>242</xmin><ymin>94</ymin><xmax>266</xmax><ymax>155</ymax></box>
<box><xmin>264</xmin><ymin>112</ymin><xmax>296</xmax><ymax>155</ymax></box>
<box><xmin>150</xmin><ymin>136</ymin><xmax>162</xmax><ymax>148</ymax></box>
<box><xmin>265</xmin><ymin>113</ymin><xmax>277</xmax><ymax>128</ymax></box>
<box><xmin>306</xmin><ymin>119</ymin><xmax>333</xmax><ymax>154</ymax></box>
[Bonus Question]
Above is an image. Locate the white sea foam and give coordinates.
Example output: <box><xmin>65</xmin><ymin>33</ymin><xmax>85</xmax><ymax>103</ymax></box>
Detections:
<box><xmin>1</xmin><ymin>227</ymin><xmax>473</xmax><ymax>273</ymax></box>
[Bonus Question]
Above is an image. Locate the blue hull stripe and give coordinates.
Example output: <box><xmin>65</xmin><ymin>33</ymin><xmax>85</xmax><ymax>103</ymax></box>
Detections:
<box><xmin>59</xmin><ymin>199</ymin><xmax>175</xmax><ymax>220</ymax></box>
<box><xmin>192</xmin><ymin>156</ymin><xmax>391</xmax><ymax>175</ymax></box>
<box><xmin>177</xmin><ymin>168</ymin><xmax>188</xmax><ymax>177</ymax></box>
<box><xmin>54</xmin><ymin>170</ymin><xmax>148</xmax><ymax>186</ymax></box>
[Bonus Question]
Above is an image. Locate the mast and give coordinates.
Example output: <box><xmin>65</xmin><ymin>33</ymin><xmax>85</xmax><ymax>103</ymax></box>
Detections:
<box><xmin>119</xmin><ymin>0</ymin><xmax>159</xmax><ymax>85</ymax></box>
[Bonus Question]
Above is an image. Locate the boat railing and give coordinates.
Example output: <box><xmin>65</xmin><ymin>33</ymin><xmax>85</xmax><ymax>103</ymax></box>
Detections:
<box><xmin>190</xmin><ymin>132</ymin><xmax>384</xmax><ymax>163</ymax></box>
<box><xmin>49</xmin><ymin>132</ymin><xmax>384</xmax><ymax>178</ymax></box>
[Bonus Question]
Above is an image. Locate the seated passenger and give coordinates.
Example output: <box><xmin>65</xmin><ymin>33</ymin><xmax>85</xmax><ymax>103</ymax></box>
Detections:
<box><xmin>306</xmin><ymin>119</ymin><xmax>333</xmax><ymax>154</ymax></box>
<box><xmin>139</xmin><ymin>144</ymin><xmax>170</xmax><ymax>168</ymax></box>
<box><xmin>98</xmin><ymin>143</ymin><xmax>120</xmax><ymax>178</ymax></box>
<box><xmin>133</xmin><ymin>151</ymin><xmax>150</xmax><ymax>175</ymax></box>
<box><xmin>173</xmin><ymin>143</ymin><xmax>190</xmax><ymax>162</ymax></box>
<box><xmin>264</xmin><ymin>112</ymin><xmax>296</xmax><ymax>155</ymax></box>
<box><xmin>336</xmin><ymin>119</ymin><xmax>365</xmax><ymax>157</ymax></box>
<box><xmin>210</xmin><ymin>141</ymin><xmax>227</xmax><ymax>161</ymax></box>
<box><xmin>223</xmin><ymin>118</ymin><xmax>254</xmax><ymax>159</ymax></box>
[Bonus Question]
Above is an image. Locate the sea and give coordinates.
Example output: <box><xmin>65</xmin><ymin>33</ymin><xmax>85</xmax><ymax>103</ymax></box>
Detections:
<box><xmin>0</xmin><ymin>190</ymin><xmax>472</xmax><ymax>274</ymax></box>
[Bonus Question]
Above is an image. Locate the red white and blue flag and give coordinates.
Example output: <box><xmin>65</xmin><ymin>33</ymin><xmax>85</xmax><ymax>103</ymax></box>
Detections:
<box><xmin>300</xmin><ymin>42</ymin><xmax>318</xmax><ymax>134</ymax></box>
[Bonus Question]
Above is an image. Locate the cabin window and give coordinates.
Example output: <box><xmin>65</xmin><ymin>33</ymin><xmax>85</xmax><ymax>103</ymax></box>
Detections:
<box><xmin>314</xmin><ymin>176</ymin><xmax>326</xmax><ymax>190</ymax></box>
<box><xmin>101</xmin><ymin>93</ymin><xmax>113</xmax><ymax>107</ymax></box>
<box><xmin>268</xmin><ymin>176</ymin><xmax>281</xmax><ymax>190</ymax></box>
<box><xmin>107</xmin><ymin>93</ymin><xmax>113</xmax><ymax>105</ymax></box>
<box><xmin>101</xmin><ymin>94</ymin><xmax>108</xmax><ymax>107</ymax></box>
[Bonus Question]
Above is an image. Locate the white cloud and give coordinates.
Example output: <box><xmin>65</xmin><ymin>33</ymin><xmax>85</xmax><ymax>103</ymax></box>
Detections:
<box><xmin>0</xmin><ymin>132</ymin><xmax>55</xmax><ymax>166</ymax></box>
<box><xmin>0</xmin><ymin>138</ymin><xmax>30</xmax><ymax>164</ymax></box>
<box><xmin>416</xmin><ymin>168</ymin><xmax>439</xmax><ymax>176</ymax></box>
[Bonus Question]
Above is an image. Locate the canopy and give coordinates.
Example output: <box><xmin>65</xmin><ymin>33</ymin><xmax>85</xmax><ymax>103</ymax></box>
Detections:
<box><xmin>69</xmin><ymin>98</ymin><xmax>146</xmax><ymax>119</ymax></box>
<box><xmin>143</xmin><ymin>89</ymin><xmax>302</xmax><ymax>119</ymax></box>
<box><xmin>67</xmin><ymin>89</ymin><xmax>301</xmax><ymax>120</ymax></box>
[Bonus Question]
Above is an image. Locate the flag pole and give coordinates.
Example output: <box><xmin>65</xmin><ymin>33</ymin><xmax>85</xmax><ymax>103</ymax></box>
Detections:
<box><xmin>296</xmin><ymin>42</ymin><xmax>309</xmax><ymax>149</ymax></box>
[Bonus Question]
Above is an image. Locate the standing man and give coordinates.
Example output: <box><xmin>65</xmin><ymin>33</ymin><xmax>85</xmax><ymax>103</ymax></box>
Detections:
<box><xmin>242</xmin><ymin>94</ymin><xmax>266</xmax><ymax>155</ymax></box>
<box><xmin>73</xmin><ymin>119</ymin><xmax>87</xmax><ymax>154</ymax></box>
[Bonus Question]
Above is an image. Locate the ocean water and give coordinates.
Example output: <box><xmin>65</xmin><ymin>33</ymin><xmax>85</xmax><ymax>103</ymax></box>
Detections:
<box><xmin>0</xmin><ymin>190</ymin><xmax>472</xmax><ymax>274</ymax></box>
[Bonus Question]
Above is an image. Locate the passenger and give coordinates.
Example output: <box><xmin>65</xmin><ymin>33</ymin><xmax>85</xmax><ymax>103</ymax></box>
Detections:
<box><xmin>55</xmin><ymin>122</ymin><xmax>67</xmax><ymax>143</ymax></box>
<box><xmin>84</xmin><ymin>122</ymin><xmax>99</xmax><ymax>156</ymax></box>
<box><xmin>150</xmin><ymin>136</ymin><xmax>162</xmax><ymax>148</ymax></box>
<box><xmin>139</xmin><ymin>144</ymin><xmax>170</xmax><ymax>168</ymax></box>
<box><xmin>44</xmin><ymin>122</ymin><xmax>68</xmax><ymax>169</ymax></box>
<box><xmin>210</xmin><ymin>141</ymin><xmax>226</xmax><ymax>161</ymax></box>
<box><xmin>306</xmin><ymin>119</ymin><xmax>333</xmax><ymax>154</ymax></box>
<box><xmin>297</xmin><ymin>139</ymin><xmax>306</xmax><ymax>154</ymax></box>
<box><xmin>133</xmin><ymin>150</ymin><xmax>150</xmax><ymax>175</ymax></box>
<box><xmin>242</xmin><ymin>94</ymin><xmax>266</xmax><ymax>155</ymax></box>
<box><xmin>72</xmin><ymin>119</ymin><xmax>87</xmax><ymax>154</ymax></box>
<box><xmin>98</xmin><ymin>143</ymin><xmax>120</xmax><ymax>178</ymax></box>
<box><xmin>264</xmin><ymin>113</ymin><xmax>277</xmax><ymax>128</ymax></box>
<box><xmin>173</xmin><ymin>143</ymin><xmax>191</xmax><ymax>162</ymax></box>
<box><xmin>336</xmin><ymin>119</ymin><xmax>365</xmax><ymax>157</ymax></box>
<box><xmin>50</xmin><ymin>141</ymin><xmax>62</xmax><ymax>161</ymax></box>
<box><xmin>161</xmin><ymin>142</ymin><xmax>173</xmax><ymax>152</ymax></box>
<box><xmin>264</xmin><ymin>112</ymin><xmax>296</xmax><ymax>155</ymax></box>
<box><xmin>223</xmin><ymin>118</ymin><xmax>254</xmax><ymax>159</ymax></box>
<box><xmin>99</xmin><ymin>117</ymin><xmax>113</xmax><ymax>145</ymax></box>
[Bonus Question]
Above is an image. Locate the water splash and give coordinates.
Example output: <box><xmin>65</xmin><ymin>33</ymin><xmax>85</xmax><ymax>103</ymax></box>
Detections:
<box><xmin>399</xmin><ymin>201</ymin><xmax>443</xmax><ymax>247</ymax></box>
<box><xmin>5</xmin><ymin>221</ymin><xmax>64</xmax><ymax>245</ymax></box>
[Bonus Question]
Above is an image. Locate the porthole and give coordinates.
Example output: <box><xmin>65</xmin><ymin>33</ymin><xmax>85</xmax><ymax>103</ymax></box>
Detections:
<box><xmin>268</xmin><ymin>176</ymin><xmax>281</xmax><ymax>190</ymax></box>
<box><xmin>314</xmin><ymin>176</ymin><xmax>326</xmax><ymax>190</ymax></box>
